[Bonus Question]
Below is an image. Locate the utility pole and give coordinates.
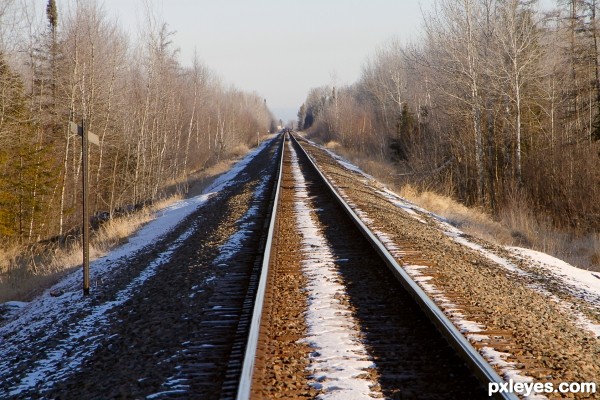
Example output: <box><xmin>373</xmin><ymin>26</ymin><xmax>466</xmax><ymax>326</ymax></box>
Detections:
<box><xmin>81</xmin><ymin>118</ymin><xmax>90</xmax><ymax>295</ymax></box>
<box><xmin>70</xmin><ymin>120</ymin><xmax>99</xmax><ymax>296</ymax></box>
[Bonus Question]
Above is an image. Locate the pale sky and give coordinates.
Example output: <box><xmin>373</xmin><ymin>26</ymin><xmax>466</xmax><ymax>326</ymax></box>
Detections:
<box><xmin>60</xmin><ymin>0</ymin><xmax>554</xmax><ymax>122</ymax></box>
<box><xmin>91</xmin><ymin>0</ymin><xmax>434</xmax><ymax>122</ymax></box>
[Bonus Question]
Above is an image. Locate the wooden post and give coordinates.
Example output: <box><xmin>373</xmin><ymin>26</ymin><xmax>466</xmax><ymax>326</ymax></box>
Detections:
<box><xmin>82</xmin><ymin>118</ymin><xmax>90</xmax><ymax>296</ymax></box>
<box><xmin>70</xmin><ymin>118</ymin><xmax>99</xmax><ymax>296</ymax></box>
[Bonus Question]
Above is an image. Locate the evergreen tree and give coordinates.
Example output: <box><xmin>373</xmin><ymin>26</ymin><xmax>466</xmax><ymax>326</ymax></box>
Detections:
<box><xmin>390</xmin><ymin>103</ymin><xmax>415</xmax><ymax>162</ymax></box>
<box><xmin>46</xmin><ymin>0</ymin><xmax>58</xmax><ymax>33</ymax></box>
<box><xmin>297</xmin><ymin>103</ymin><xmax>306</xmax><ymax>130</ymax></box>
<box><xmin>0</xmin><ymin>54</ymin><xmax>56</xmax><ymax>242</ymax></box>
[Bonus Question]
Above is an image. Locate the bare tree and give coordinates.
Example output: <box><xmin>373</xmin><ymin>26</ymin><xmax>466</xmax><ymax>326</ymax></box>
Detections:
<box><xmin>422</xmin><ymin>0</ymin><xmax>488</xmax><ymax>201</ymax></box>
<box><xmin>491</xmin><ymin>0</ymin><xmax>544</xmax><ymax>185</ymax></box>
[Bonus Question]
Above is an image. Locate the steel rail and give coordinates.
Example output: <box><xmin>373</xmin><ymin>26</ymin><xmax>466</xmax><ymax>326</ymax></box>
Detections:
<box><xmin>289</xmin><ymin>133</ymin><xmax>518</xmax><ymax>400</ymax></box>
<box><xmin>235</xmin><ymin>133</ymin><xmax>286</xmax><ymax>400</ymax></box>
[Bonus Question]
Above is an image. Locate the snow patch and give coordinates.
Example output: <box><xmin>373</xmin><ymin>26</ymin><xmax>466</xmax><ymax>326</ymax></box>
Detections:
<box><xmin>510</xmin><ymin>247</ymin><xmax>600</xmax><ymax>300</ymax></box>
<box><xmin>0</xmin><ymin>301</ymin><xmax>27</xmax><ymax>321</ymax></box>
<box><xmin>151</xmin><ymin>169</ymin><xmax>274</xmax><ymax>397</ymax></box>
<box><xmin>0</xmin><ymin>135</ymin><xmax>279</xmax><ymax>396</ymax></box>
<box><xmin>6</xmin><ymin>223</ymin><xmax>197</xmax><ymax>395</ymax></box>
<box><xmin>508</xmin><ymin>248</ymin><xmax>600</xmax><ymax>337</ymax></box>
<box><xmin>213</xmin><ymin>174</ymin><xmax>270</xmax><ymax>264</ymax></box>
<box><xmin>289</xmin><ymin>142</ymin><xmax>381</xmax><ymax>399</ymax></box>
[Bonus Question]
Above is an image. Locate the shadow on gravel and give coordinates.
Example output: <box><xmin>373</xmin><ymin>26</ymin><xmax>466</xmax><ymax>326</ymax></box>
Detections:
<box><xmin>34</xmin><ymin>138</ymin><xmax>282</xmax><ymax>400</ymax></box>
<box><xmin>294</xmin><ymin>144</ymin><xmax>487</xmax><ymax>400</ymax></box>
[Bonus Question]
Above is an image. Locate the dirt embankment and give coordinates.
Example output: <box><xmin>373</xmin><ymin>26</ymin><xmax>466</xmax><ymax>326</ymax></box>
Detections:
<box><xmin>302</xmin><ymin>138</ymin><xmax>600</xmax><ymax>398</ymax></box>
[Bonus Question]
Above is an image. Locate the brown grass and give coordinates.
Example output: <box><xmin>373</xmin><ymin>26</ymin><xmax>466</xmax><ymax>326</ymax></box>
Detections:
<box><xmin>0</xmin><ymin>141</ymin><xmax>259</xmax><ymax>304</ymax></box>
<box><xmin>320</xmin><ymin>141</ymin><xmax>600</xmax><ymax>273</ymax></box>
<box><xmin>398</xmin><ymin>185</ymin><xmax>600</xmax><ymax>271</ymax></box>
<box><xmin>230</xmin><ymin>143</ymin><xmax>250</xmax><ymax>158</ymax></box>
<box><xmin>324</xmin><ymin>140</ymin><xmax>341</xmax><ymax>150</ymax></box>
<box><xmin>185</xmin><ymin>160</ymin><xmax>236</xmax><ymax>198</ymax></box>
<box><xmin>0</xmin><ymin>195</ymin><xmax>183</xmax><ymax>303</ymax></box>
<box><xmin>397</xmin><ymin>185</ymin><xmax>515</xmax><ymax>244</ymax></box>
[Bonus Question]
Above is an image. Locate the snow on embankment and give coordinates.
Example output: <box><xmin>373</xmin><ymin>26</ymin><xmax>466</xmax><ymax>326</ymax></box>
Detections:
<box><xmin>0</xmin><ymin>136</ymin><xmax>276</xmax><ymax>395</ymax></box>
<box><xmin>290</xmin><ymin>142</ymin><xmax>381</xmax><ymax>399</ymax></box>
<box><xmin>317</xmin><ymin>140</ymin><xmax>600</xmax><ymax>336</ymax></box>
<box><xmin>304</xmin><ymin>137</ymin><xmax>600</xmax><ymax>397</ymax></box>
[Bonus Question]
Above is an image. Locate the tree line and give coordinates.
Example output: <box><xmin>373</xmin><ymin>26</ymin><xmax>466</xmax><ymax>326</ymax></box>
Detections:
<box><xmin>299</xmin><ymin>0</ymin><xmax>600</xmax><ymax>233</ymax></box>
<box><xmin>0</xmin><ymin>0</ymin><xmax>275</xmax><ymax>246</ymax></box>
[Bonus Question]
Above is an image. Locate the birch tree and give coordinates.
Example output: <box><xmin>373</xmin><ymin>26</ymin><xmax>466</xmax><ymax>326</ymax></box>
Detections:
<box><xmin>492</xmin><ymin>0</ymin><xmax>543</xmax><ymax>185</ymax></box>
<box><xmin>423</xmin><ymin>0</ymin><xmax>487</xmax><ymax>202</ymax></box>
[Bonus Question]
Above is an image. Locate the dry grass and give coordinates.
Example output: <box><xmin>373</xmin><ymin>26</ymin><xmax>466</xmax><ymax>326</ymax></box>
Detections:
<box><xmin>494</xmin><ymin>192</ymin><xmax>600</xmax><ymax>270</ymax></box>
<box><xmin>324</xmin><ymin>140</ymin><xmax>341</xmax><ymax>150</ymax></box>
<box><xmin>592</xmin><ymin>235</ymin><xmax>600</xmax><ymax>265</ymax></box>
<box><xmin>0</xmin><ymin>195</ymin><xmax>182</xmax><ymax>303</ymax></box>
<box><xmin>322</xmin><ymin>142</ymin><xmax>600</xmax><ymax>272</ymax></box>
<box><xmin>230</xmin><ymin>143</ymin><xmax>250</xmax><ymax>158</ymax></box>
<box><xmin>91</xmin><ymin>197</ymin><xmax>181</xmax><ymax>254</ymax></box>
<box><xmin>0</xmin><ymin>245</ymin><xmax>22</xmax><ymax>276</ymax></box>
<box><xmin>184</xmin><ymin>160</ymin><xmax>236</xmax><ymax>198</ymax></box>
<box><xmin>397</xmin><ymin>185</ymin><xmax>515</xmax><ymax>245</ymax></box>
<box><xmin>559</xmin><ymin>233</ymin><xmax>600</xmax><ymax>271</ymax></box>
<box><xmin>396</xmin><ymin>184</ymin><xmax>600</xmax><ymax>271</ymax></box>
<box><xmin>0</xmin><ymin>142</ymin><xmax>258</xmax><ymax>304</ymax></box>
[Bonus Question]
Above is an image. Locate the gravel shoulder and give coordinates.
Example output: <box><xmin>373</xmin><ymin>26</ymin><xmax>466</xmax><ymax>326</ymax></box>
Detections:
<box><xmin>299</xmin><ymin>136</ymin><xmax>600</xmax><ymax>398</ymax></box>
<box><xmin>0</xmin><ymin>137</ymin><xmax>281</xmax><ymax>399</ymax></box>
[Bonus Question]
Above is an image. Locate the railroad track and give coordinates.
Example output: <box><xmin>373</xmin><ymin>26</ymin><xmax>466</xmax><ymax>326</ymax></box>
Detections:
<box><xmin>25</xmin><ymin>136</ymin><xmax>285</xmax><ymax>399</ymax></box>
<box><xmin>234</xmin><ymin>133</ymin><xmax>517</xmax><ymax>399</ymax></box>
<box><xmin>2</xmin><ymin>133</ymin><xmax>517</xmax><ymax>399</ymax></box>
